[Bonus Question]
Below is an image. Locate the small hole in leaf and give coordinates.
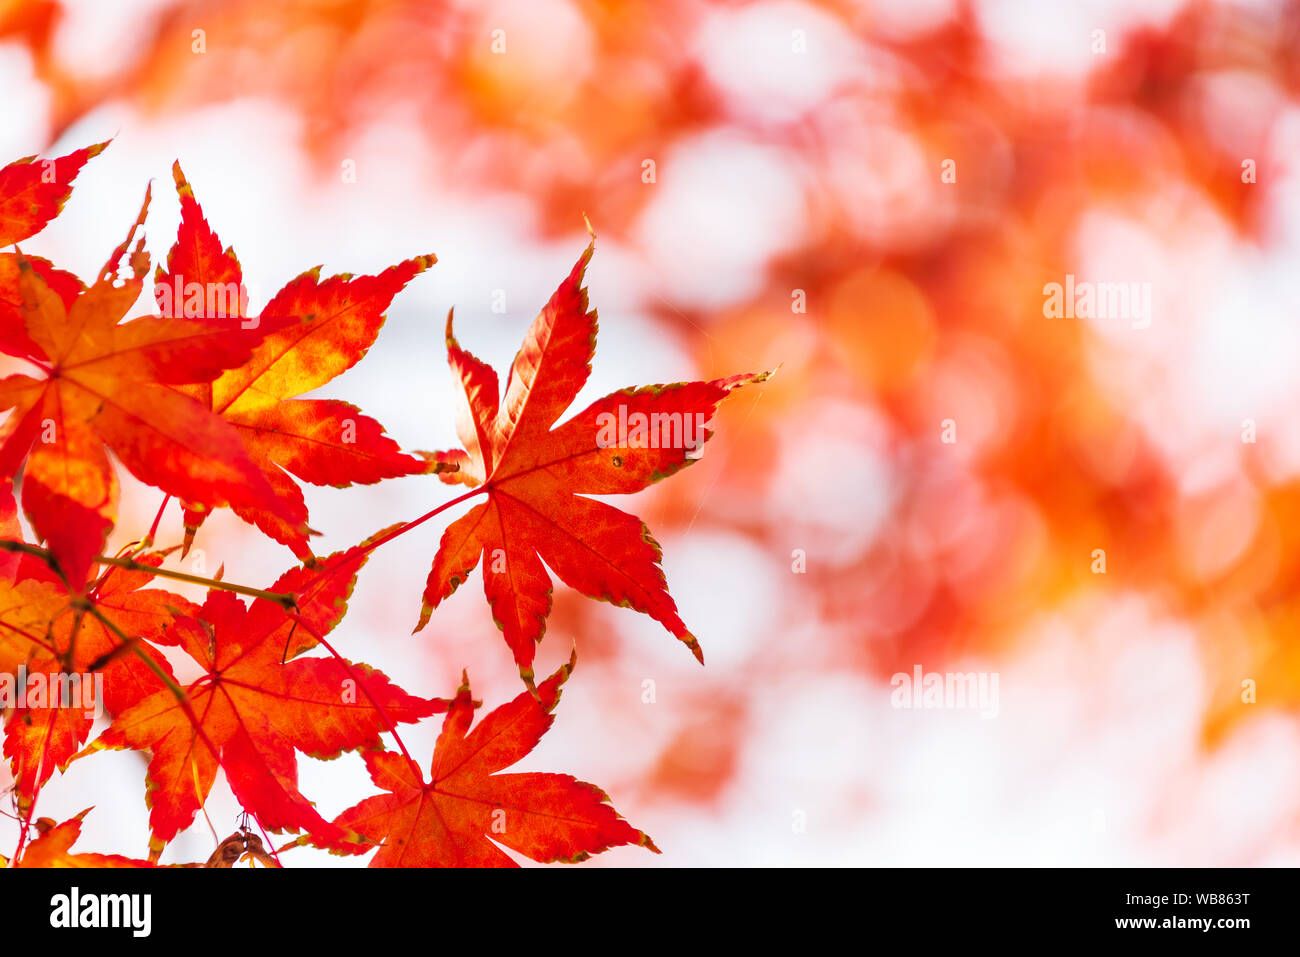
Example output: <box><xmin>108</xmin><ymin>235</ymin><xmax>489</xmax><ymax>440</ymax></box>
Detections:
<box><xmin>611</xmin><ymin>456</ymin><xmax>622</xmax><ymax>467</ymax></box>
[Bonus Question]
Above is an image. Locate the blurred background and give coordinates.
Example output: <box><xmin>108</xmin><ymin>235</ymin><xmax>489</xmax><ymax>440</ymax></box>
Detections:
<box><xmin>3</xmin><ymin>0</ymin><xmax>1300</xmax><ymax>866</ymax></box>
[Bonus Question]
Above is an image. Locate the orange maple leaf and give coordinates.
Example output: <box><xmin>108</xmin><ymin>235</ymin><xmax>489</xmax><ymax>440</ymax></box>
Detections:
<box><xmin>0</xmin><ymin>188</ymin><xmax>296</xmax><ymax>587</ymax></box>
<box><xmin>158</xmin><ymin>162</ymin><xmax>433</xmax><ymax>559</ymax></box>
<box><xmin>11</xmin><ymin>809</ymin><xmax>155</xmax><ymax>868</ymax></box>
<box><xmin>0</xmin><ymin>479</ymin><xmax>197</xmax><ymax>810</ymax></box>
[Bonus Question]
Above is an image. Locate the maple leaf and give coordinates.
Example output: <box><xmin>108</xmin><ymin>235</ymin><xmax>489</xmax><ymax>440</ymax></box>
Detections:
<box><xmin>0</xmin><ymin>480</ymin><xmax>197</xmax><ymax>810</ymax></box>
<box><xmin>159</xmin><ymin>163</ymin><xmax>433</xmax><ymax>560</ymax></box>
<box><xmin>0</xmin><ymin>189</ymin><xmax>296</xmax><ymax>587</ymax></box>
<box><xmin>10</xmin><ymin>809</ymin><xmax>154</xmax><ymax>868</ymax></box>
<box><xmin>0</xmin><ymin>480</ymin><xmax>74</xmax><ymax>734</ymax></box>
<box><xmin>0</xmin><ymin>476</ymin><xmax>55</xmax><ymax>582</ymax></box>
<box><xmin>1</xmin><ymin>558</ymin><xmax>196</xmax><ymax>812</ymax></box>
<box><xmin>322</xmin><ymin>651</ymin><xmax>658</xmax><ymax>866</ymax></box>
<box><xmin>0</xmin><ymin>252</ymin><xmax>82</xmax><ymax>361</ymax></box>
<box><xmin>78</xmin><ymin>541</ymin><xmax>445</xmax><ymax>856</ymax></box>
<box><xmin>0</xmin><ymin>143</ymin><xmax>104</xmax><ymax>360</ymax></box>
<box><xmin>419</xmin><ymin>241</ymin><xmax>770</xmax><ymax>685</ymax></box>
<box><xmin>0</xmin><ymin>548</ymin><xmax>67</xmax><ymax>709</ymax></box>
<box><xmin>0</xmin><ymin>140</ymin><xmax>107</xmax><ymax>247</ymax></box>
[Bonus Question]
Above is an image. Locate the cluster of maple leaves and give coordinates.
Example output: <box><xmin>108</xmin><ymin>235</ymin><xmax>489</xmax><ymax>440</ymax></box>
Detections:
<box><xmin>0</xmin><ymin>142</ymin><xmax>766</xmax><ymax>867</ymax></box>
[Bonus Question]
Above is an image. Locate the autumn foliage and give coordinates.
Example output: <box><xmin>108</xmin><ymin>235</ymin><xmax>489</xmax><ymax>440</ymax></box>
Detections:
<box><xmin>6</xmin><ymin>0</ymin><xmax>1299</xmax><ymax>871</ymax></box>
<box><xmin>0</xmin><ymin>143</ymin><xmax>765</xmax><ymax>866</ymax></box>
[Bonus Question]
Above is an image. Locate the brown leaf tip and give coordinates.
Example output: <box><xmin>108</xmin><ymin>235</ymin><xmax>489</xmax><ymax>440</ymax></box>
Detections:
<box><xmin>683</xmin><ymin>633</ymin><xmax>704</xmax><ymax>665</ymax></box>
<box><xmin>444</xmin><ymin>307</ymin><xmax>458</xmax><ymax>349</ymax></box>
<box><xmin>170</xmin><ymin>160</ymin><xmax>193</xmax><ymax>200</ymax></box>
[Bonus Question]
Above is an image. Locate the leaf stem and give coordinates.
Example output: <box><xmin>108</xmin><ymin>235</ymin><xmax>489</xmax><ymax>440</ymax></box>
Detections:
<box><xmin>95</xmin><ymin>554</ymin><xmax>298</xmax><ymax>609</ymax></box>
<box><xmin>0</xmin><ymin>540</ymin><xmax>297</xmax><ymax>609</ymax></box>
<box><xmin>284</xmin><ymin>611</ymin><xmax>423</xmax><ymax>781</ymax></box>
<box><xmin>299</xmin><ymin>485</ymin><xmax>486</xmax><ymax>588</ymax></box>
<box><xmin>145</xmin><ymin>494</ymin><xmax>171</xmax><ymax>546</ymax></box>
<box><xmin>361</xmin><ymin>485</ymin><xmax>486</xmax><ymax>558</ymax></box>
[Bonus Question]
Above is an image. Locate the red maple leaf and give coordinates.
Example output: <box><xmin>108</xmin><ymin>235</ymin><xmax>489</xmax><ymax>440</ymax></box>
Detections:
<box><xmin>1</xmin><ymin>559</ymin><xmax>196</xmax><ymax>812</ymax></box>
<box><xmin>0</xmin><ymin>142</ymin><xmax>104</xmax><ymax>361</ymax></box>
<box><xmin>158</xmin><ymin>162</ymin><xmax>433</xmax><ymax>559</ymax></box>
<box><xmin>78</xmin><ymin>541</ymin><xmax>444</xmax><ymax>857</ymax></box>
<box><xmin>420</xmin><ymin>241</ymin><xmax>770</xmax><ymax>685</ymax></box>
<box><xmin>322</xmin><ymin>652</ymin><xmax>658</xmax><ymax>866</ymax></box>
<box><xmin>0</xmin><ymin>140</ymin><xmax>106</xmax><ymax>247</ymax></box>
<box><xmin>0</xmin><ymin>188</ymin><xmax>295</xmax><ymax>587</ymax></box>
<box><xmin>0</xmin><ymin>479</ymin><xmax>197</xmax><ymax>810</ymax></box>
